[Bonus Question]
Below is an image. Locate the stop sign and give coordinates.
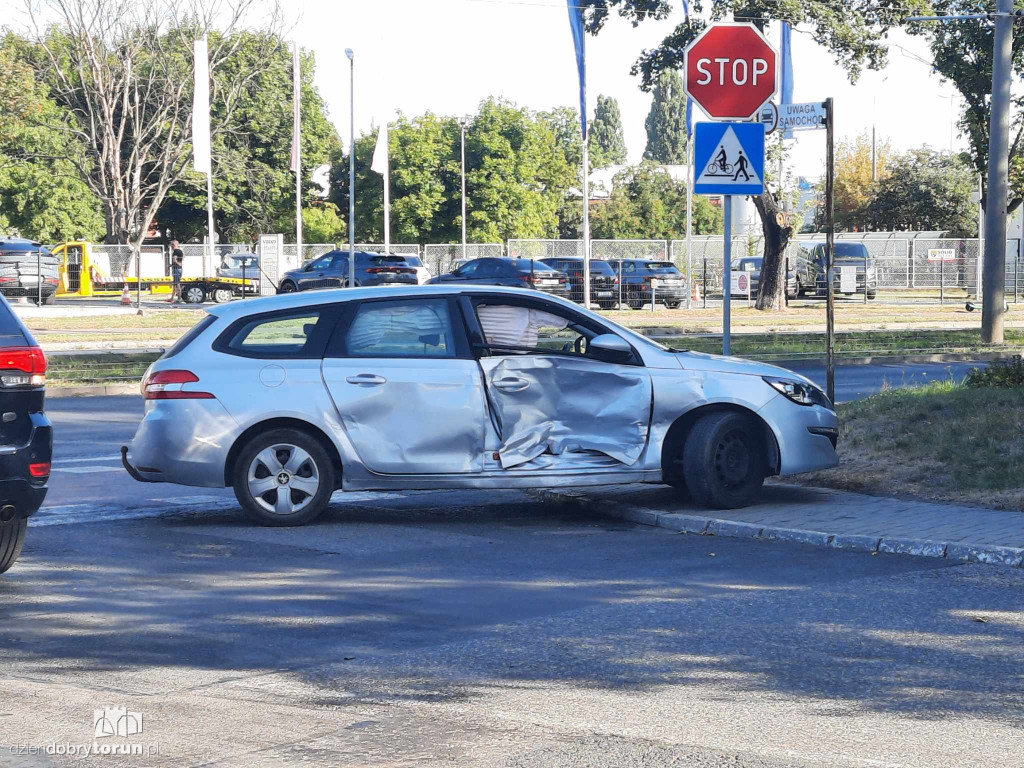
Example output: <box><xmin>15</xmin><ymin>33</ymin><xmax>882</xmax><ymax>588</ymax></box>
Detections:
<box><xmin>685</xmin><ymin>23</ymin><xmax>778</xmax><ymax>120</ymax></box>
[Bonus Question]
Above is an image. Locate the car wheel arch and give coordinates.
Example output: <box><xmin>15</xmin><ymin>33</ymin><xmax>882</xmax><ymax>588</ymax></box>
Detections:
<box><xmin>224</xmin><ymin>417</ymin><xmax>343</xmax><ymax>488</ymax></box>
<box><xmin>661</xmin><ymin>403</ymin><xmax>780</xmax><ymax>484</ymax></box>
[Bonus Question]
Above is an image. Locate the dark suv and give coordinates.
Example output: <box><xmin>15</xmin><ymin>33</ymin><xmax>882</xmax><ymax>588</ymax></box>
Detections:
<box><xmin>0</xmin><ymin>239</ymin><xmax>60</xmax><ymax>305</ymax></box>
<box><xmin>0</xmin><ymin>293</ymin><xmax>52</xmax><ymax>574</ymax></box>
<box><xmin>731</xmin><ymin>256</ymin><xmax>798</xmax><ymax>299</ymax></box>
<box><xmin>542</xmin><ymin>257</ymin><xmax>620</xmax><ymax>308</ymax></box>
<box><xmin>278</xmin><ymin>251</ymin><xmax>420</xmax><ymax>293</ymax></box>
<box><xmin>604</xmin><ymin>259</ymin><xmax>687</xmax><ymax>309</ymax></box>
<box><xmin>794</xmin><ymin>242</ymin><xmax>877</xmax><ymax>300</ymax></box>
<box><xmin>428</xmin><ymin>258</ymin><xmax>569</xmax><ymax>298</ymax></box>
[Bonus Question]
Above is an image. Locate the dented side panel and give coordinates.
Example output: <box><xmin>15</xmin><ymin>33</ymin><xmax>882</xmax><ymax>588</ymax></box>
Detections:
<box><xmin>479</xmin><ymin>355</ymin><xmax>652</xmax><ymax>469</ymax></box>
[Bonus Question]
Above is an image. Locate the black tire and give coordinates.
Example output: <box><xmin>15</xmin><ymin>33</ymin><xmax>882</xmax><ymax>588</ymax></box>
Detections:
<box><xmin>867</xmin><ymin>291</ymin><xmax>876</xmax><ymax>301</ymax></box>
<box><xmin>683</xmin><ymin>412</ymin><xmax>766</xmax><ymax>509</ymax></box>
<box><xmin>183</xmin><ymin>285</ymin><xmax>206</xmax><ymax>304</ymax></box>
<box><xmin>42</xmin><ymin>293</ymin><xmax>55</xmax><ymax>305</ymax></box>
<box><xmin>665</xmin><ymin>301</ymin><xmax>682</xmax><ymax>309</ymax></box>
<box><xmin>0</xmin><ymin>518</ymin><xmax>27</xmax><ymax>575</ymax></box>
<box><xmin>212</xmin><ymin>288</ymin><xmax>233</xmax><ymax>303</ymax></box>
<box><xmin>277</xmin><ymin>281</ymin><xmax>297</xmax><ymax>294</ymax></box>
<box><xmin>598</xmin><ymin>301</ymin><xmax>616</xmax><ymax>310</ymax></box>
<box><xmin>232</xmin><ymin>428</ymin><xmax>335</xmax><ymax>527</ymax></box>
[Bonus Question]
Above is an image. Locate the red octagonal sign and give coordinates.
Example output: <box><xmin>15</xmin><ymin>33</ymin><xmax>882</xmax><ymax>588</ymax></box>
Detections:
<box><xmin>685</xmin><ymin>23</ymin><xmax>778</xmax><ymax>120</ymax></box>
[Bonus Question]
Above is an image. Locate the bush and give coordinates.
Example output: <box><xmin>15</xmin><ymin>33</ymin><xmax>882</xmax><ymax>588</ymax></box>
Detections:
<box><xmin>964</xmin><ymin>356</ymin><xmax>1024</xmax><ymax>389</ymax></box>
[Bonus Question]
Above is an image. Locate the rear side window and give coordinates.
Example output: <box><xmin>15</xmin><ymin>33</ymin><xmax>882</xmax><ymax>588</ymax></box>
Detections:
<box><xmin>161</xmin><ymin>314</ymin><xmax>215</xmax><ymax>360</ymax></box>
<box><xmin>343</xmin><ymin>299</ymin><xmax>455</xmax><ymax>358</ymax></box>
<box><xmin>216</xmin><ymin>308</ymin><xmax>337</xmax><ymax>359</ymax></box>
<box><xmin>590</xmin><ymin>261</ymin><xmax>615</xmax><ymax>275</ymax></box>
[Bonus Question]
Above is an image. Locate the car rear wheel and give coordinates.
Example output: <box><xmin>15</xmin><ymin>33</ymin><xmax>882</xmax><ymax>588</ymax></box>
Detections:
<box><xmin>664</xmin><ymin>301</ymin><xmax>682</xmax><ymax>309</ymax></box>
<box><xmin>212</xmin><ymin>288</ymin><xmax>233</xmax><ymax>303</ymax></box>
<box><xmin>0</xmin><ymin>517</ymin><xmax>27</xmax><ymax>575</ymax></box>
<box><xmin>232</xmin><ymin>428</ymin><xmax>335</xmax><ymax>527</ymax></box>
<box><xmin>683</xmin><ymin>412</ymin><xmax>766</xmax><ymax>509</ymax></box>
<box><xmin>183</xmin><ymin>285</ymin><xmax>206</xmax><ymax>304</ymax></box>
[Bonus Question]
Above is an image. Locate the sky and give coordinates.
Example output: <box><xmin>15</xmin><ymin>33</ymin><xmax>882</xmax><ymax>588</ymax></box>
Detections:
<box><xmin>295</xmin><ymin>0</ymin><xmax>977</xmax><ymax>182</ymax></box>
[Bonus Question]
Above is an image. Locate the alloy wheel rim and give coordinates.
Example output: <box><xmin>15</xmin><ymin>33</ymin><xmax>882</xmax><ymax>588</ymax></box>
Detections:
<box><xmin>247</xmin><ymin>443</ymin><xmax>320</xmax><ymax>516</ymax></box>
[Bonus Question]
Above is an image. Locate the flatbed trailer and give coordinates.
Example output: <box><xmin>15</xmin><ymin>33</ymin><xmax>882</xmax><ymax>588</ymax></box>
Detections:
<box><xmin>93</xmin><ymin>275</ymin><xmax>258</xmax><ymax>303</ymax></box>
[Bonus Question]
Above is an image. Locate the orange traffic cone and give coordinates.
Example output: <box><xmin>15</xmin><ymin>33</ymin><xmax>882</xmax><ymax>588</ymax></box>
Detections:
<box><xmin>120</xmin><ymin>285</ymin><xmax>131</xmax><ymax>306</ymax></box>
<box><xmin>691</xmin><ymin>279</ymin><xmax>701</xmax><ymax>304</ymax></box>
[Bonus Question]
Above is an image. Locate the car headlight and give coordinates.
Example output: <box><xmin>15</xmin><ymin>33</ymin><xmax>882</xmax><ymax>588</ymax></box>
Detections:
<box><xmin>763</xmin><ymin>376</ymin><xmax>833</xmax><ymax>409</ymax></box>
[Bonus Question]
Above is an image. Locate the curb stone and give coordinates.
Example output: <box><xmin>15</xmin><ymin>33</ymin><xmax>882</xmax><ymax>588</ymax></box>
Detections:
<box><xmin>526</xmin><ymin>488</ymin><xmax>1024</xmax><ymax>568</ymax></box>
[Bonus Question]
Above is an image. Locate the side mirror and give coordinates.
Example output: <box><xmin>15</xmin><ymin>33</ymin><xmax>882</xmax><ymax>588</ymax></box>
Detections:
<box><xmin>303</xmin><ymin>263</ymin><xmax>313</xmax><ymax>272</ymax></box>
<box><xmin>589</xmin><ymin>333</ymin><xmax>632</xmax><ymax>363</ymax></box>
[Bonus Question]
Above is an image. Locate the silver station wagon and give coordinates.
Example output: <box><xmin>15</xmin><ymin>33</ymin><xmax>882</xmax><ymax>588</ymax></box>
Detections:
<box><xmin>122</xmin><ymin>285</ymin><xmax>839</xmax><ymax>526</ymax></box>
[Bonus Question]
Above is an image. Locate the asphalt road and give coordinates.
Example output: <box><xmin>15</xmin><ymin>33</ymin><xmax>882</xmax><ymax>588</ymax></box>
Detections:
<box><xmin>4</xmin><ymin>360</ymin><xmax>1017</xmax><ymax>767</ymax></box>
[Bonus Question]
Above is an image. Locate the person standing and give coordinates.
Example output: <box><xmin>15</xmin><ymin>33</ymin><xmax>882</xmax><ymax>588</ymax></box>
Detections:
<box><xmin>170</xmin><ymin>241</ymin><xmax>184</xmax><ymax>303</ymax></box>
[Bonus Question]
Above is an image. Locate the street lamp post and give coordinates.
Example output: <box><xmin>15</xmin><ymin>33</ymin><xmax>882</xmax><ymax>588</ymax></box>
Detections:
<box><xmin>459</xmin><ymin>117</ymin><xmax>468</xmax><ymax>260</ymax></box>
<box><xmin>345</xmin><ymin>48</ymin><xmax>355</xmax><ymax>275</ymax></box>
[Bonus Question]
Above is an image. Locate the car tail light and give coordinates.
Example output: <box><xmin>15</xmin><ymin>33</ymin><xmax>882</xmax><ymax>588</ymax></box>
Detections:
<box><xmin>0</xmin><ymin>346</ymin><xmax>47</xmax><ymax>387</ymax></box>
<box><xmin>519</xmin><ymin>274</ymin><xmax>536</xmax><ymax>284</ymax></box>
<box><xmin>0</xmin><ymin>277</ymin><xmax>15</xmax><ymax>284</ymax></box>
<box><xmin>143</xmin><ymin>369</ymin><xmax>214</xmax><ymax>400</ymax></box>
<box><xmin>45</xmin><ymin>277</ymin><xmax>58</xmax><ymax>284</ymax></box>
<box><xmin>29</xmin><ymin>462</ymin><xmax>50</xmax><ymax>478</ymax></box>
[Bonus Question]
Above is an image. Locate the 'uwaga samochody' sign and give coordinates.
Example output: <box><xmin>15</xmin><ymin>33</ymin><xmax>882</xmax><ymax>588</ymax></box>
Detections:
<box><xmin>779</xmin><ymin>102</ymin><xmax>826</xmax><ymax>132</ymax></box>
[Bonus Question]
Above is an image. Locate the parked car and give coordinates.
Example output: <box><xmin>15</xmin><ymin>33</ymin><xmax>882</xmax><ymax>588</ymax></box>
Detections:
<box><xmin>277</xmin><ymin>251</ymin><xmax>420</xmax><ymax>293</ymax></box>
<box><xmin>0</xmin><ymin>293</ymin><xmax>51</xmax><ymax>573</ymax></box>
<box><xmin>0</xmin><ymin>239</ymin><xmax>60</xmax><ymax>305</ymax></box>
<box><xmin>402</xmin><ymin>254</ymin><xmax>433</xmax><ymax>285</ymax></box>
<box><xmin>730</xmin><ymin>256</ymin><xmax>798</xmax><ymax>299</ymax></box>
<box><xmin>428</xmin><ymin>258</ymin><xmax>569</xmax><ymax>299</ymax></box>
<box><xmin>542</xmin><ymin>256</ymin><xmax>620</xmax><ymax>309</ymax></box>
<box><xmin>604</xmin><ymin>259</ymin><xmax>688</xmax><ymax>309</ymax></box>
<box><xmin>122</xmin><ymin>285</ymin><xmax>839</xmax><ymax>527</ymax></box>
<box><xmin>217</xmin><ymin>253</ymin><xmax>259</xmax><ymax>280</ymax></box>
<box><xmin>794</xmin><ymin>242</ymin><xmax>877</xmax><ymax>300</ymax></box>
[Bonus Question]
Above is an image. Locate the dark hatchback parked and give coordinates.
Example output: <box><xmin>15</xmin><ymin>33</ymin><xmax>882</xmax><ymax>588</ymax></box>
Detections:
<box><xmin>604</xmin><ymin>259</ymin><xmax>688</xmax><ymax>309</ymax></box>
<box><xmin>0</xmin><ymin>239</ymin><xmax>60</xmax><ymax>305</ymax></box>
<box><xmin>428</xmin><ymin>258</ymin><xmax>569</xmax><ymax>298</ymax></box>
<box><xmin>0</xmin><ymin>294</ymin><xmax>51</xmax><ymax>574</ymax></box>
<box><xmin>542</xmin><ymin>257</ymin><xmax>620</xmax><ymax>308</ymax></box>
<box><xmin>278</xmin><ymin>251</ymin><xmax>420</xmax><ymax>293</ymax></box>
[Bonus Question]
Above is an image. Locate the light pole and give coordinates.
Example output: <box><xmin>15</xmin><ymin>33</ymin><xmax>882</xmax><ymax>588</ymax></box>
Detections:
<box><xmin>459</xmin><ymin>117</ymin><xmax>468</xmax><ymax>260</ymax></box>
<box><xmin>345</xmin><ymin>48</ymin><xmax>355</xmax><ymax>272</ymax></box>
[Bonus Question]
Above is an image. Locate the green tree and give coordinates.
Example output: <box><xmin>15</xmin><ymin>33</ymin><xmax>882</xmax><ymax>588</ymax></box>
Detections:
<box><xmin>579</xmin><ymin>0</ymin><xmax>926</xmax><ymax>310</ymax></box>
<box><xmin>0</xmin><ymin>36</ymin><xmax>104</xmax><ymax>242</ymax></box>
<box><xmin>590</xmin><ymin>164</ymin><xmax>722</xmax><ymax>239</ymax></box>
<box><xmin>538</xmin><ymin>107</ymin><xmax>585</xmax><ymax>237</ymax></box>
<box><xmin>829</xmin><ymin>132</ymin><xmax>892</xmax><ymax>231</ymax></box>
<box><xmin>590</xmin><ymin>95</ymin><xmax>627</xmax><ymax>169</ymax></box>
<box><xmin>909</xmin><ymin>1</ymin><xmax>1024</xmax><ymax>213</ymax></box>
<box><xmin>643</xmin><ymin>71</ymin><xmax>688</xmax><ymax>164</ymax></box>
<box><xmin>866</xmin><ymin>149</ymin><xmax>976</xmax><ymax>235</ymax></box>
<box><xmin>301</xmin><ymin>203</ymin><xmax>347</xmax><ymax>243</ymax></box>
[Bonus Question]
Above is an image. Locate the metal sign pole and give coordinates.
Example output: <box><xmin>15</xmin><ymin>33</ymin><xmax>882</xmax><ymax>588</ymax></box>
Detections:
<box><xmin>825</xmin><ymin>97</ymin><xmax>836</xmax><ymax>404</ymax></box>
<box><xmin>723</xmin><ymin>196</ymin><xmax>732</xmax><ymax>355</ymax></box>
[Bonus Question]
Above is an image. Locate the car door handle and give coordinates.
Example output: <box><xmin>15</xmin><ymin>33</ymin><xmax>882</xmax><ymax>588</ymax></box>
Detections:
<box><xmin>345</xmin><ymin>374</ymin><xmax>387</xmax><ymax>386</ymax></box>
<box><xmin>493</xmin><ymin>376</ymin><xmax>530</xmax><ymax>392</ymax></box>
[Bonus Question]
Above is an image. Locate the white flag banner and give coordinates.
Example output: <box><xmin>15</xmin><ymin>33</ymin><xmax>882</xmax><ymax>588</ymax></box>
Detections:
<box><xmin>290</xmin><ymin>42</ymin><xmax>301</xmax><ymax>174</ymax></box>
<box><xmin>371</xmin><ymin>123</ymin><xmax>388</xmax><ymax>175</ymax></box>
<box><xmin>192</xmin><ymin>38</ymin><xmax>211</xmax><ymax>175</ymax></box>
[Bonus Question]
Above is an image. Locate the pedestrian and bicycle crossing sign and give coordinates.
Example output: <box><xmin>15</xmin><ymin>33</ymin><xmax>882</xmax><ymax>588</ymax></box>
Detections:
<box><xmin>693</xmin><ymin>122</ymin><xmax>765</xmax><ymax>196</ymax></box>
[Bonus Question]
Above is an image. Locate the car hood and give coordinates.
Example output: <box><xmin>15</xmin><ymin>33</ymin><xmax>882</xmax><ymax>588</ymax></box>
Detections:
<box><xmin>671</xmin><ymin>350</ymin><xmax>816</xmax><ymax>385</ymax></box>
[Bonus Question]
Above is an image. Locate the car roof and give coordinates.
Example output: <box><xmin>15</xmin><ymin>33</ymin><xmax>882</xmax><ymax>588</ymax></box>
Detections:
<box><xmin>206</xmin><ymin>284</ymin><xmax>582</xmax><ymax>320</ymax></box>
<box><xmin>0</xmin><ymin>238</ymin><xmax>46</xmax><ymax>249</ymax></box>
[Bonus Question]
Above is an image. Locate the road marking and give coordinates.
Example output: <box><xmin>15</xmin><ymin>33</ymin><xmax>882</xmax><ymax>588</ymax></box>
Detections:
<box><xmin>52</xmin><ymin>455</ymin><xmax>124</xmax><ymax>464</ymax></box>
<box><xmin>53</xmin><ymin>466</ymin><xmax>124</xmax><ymax>474</ymax></box>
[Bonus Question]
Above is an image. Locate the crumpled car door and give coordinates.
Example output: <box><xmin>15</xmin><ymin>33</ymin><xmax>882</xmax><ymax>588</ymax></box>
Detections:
<box><xmin>479</xmin><ymin>355</ymin><xmax>652</xmax><ymax>469</ymax></box>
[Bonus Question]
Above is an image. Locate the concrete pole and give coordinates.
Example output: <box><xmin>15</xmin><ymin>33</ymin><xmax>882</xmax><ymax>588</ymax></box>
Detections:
<box><xmin>461</xmin><ymin>121</ymin><xmax>467</xmax><ymax>260</ymax></box>
<box><xmin>346</xmin><ymin>49</ymin><xmax>355</xmax><ymax>269</ymax></box>
<box><xmin>982</xmin><ymin>0</ymin><xmax>1013</xmax><ymax>343</ymax></box>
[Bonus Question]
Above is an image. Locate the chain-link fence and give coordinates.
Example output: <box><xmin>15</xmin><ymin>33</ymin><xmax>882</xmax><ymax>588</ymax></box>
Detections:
<box><xmin>591</xmin><ymin>240</ymin><xmax>669</xmax><ymax>261</ymax></box>
<box><xmin>507</xmin><ymin>239</ymin><xmax>584</xmax><ymax>260</ymax></box>
<box><xmin>422</xmin><ymin>244</ymin><xmax>504</xmax><ymax>276</ymax></box>
<box><xmin>284</xmin><ymin>244</ymin><xmax>336</xmax><ymax>263</ymax></box>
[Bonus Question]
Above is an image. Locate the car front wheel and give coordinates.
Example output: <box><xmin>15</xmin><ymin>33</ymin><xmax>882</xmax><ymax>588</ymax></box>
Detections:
<box><xmin>277</xmin><ymin>281</ymin><xmax>297</xmax><ymax>294</ymax></box>
<box><xmin>0</xmin><ymin>517</ymin><xmax>27</xmax><ymax>575</ymax></box>
<box><xmin>232</xmin><ymin>428</ymin><xmax>335</xmax><ymax>526</ymax></box>
<box><xmin>683</xmin><ymin>412</ymin><xmax>766</xmax><ymax>509</ymax></box>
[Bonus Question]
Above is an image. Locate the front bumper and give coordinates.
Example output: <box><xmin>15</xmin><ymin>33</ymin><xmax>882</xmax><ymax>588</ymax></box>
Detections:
<box><xmin>0</xmin><ymin>412</ymin><xmax>52</xmax><ymax>518</ymax></box>
<box><xmin>125</xmin><ymin>399</ymin><xmax>238</xmax><ymax>488</ymax></box>
<box><xmin>758</xmin><ymin>393</ymin><xmax>839</xmax><ymax>476</ymax></box>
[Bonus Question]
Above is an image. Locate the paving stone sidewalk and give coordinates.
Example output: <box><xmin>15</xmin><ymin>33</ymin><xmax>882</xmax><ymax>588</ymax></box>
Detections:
<box><xmin>535</xmin><ymin>482</ymin><xmax>1024</xmax><ymax>567</ymax></box>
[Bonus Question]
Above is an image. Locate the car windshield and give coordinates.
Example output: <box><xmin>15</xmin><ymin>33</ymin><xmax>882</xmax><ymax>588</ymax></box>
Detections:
<box><xmin>512</xmin><ymin>259</ymin><xmax>558</xmax><ymax>272</ymax></box>
<box><xmin>834</xmin><ymin>243</ymin><xmax>871</xmax><ymax>260</ymax></box>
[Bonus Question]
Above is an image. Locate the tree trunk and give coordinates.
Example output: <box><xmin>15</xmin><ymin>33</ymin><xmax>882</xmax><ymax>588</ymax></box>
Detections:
<box><xmin>752</xmin><ymin>191</ymin><xmax>794</xmax><ymax>310</ymax></box>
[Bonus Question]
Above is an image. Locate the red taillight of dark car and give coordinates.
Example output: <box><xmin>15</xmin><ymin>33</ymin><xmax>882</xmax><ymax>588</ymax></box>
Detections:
<box><xmin>29</xmin><ymin>462</ymin><xmax>51</xmax><ymax>478</ymax></box>
<box><xmin>142</xmin><ymin>369</ymin><xmax>215</xmax><ymax>400</ymax></box>
<box><xmin>0</xmin><ymin>346</ymin><xmax>47</xmax><ymax>388</ymax></box>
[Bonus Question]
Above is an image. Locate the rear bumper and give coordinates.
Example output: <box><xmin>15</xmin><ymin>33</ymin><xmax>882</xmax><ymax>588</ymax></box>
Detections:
<box><xmin>1</xmin><ymin>285</ymin><xmax>57</xmax><ymax>298</ymax></box>
<box><xmin>0</xmin><ymin>413</ymin><xmax>52</xmax><ymax>518</ymax></box>
<box><xmin>126</xmin><ymin>399</ymin><xmax>237</xmax><ymax>487</ymax></box>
